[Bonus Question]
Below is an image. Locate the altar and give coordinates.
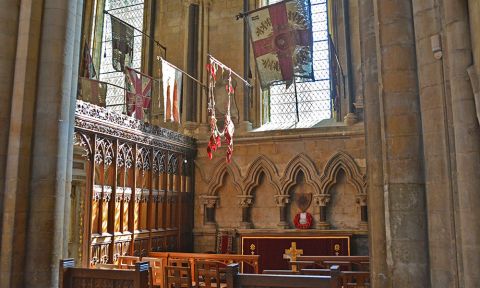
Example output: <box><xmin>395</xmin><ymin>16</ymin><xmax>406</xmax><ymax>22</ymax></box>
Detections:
<box><xmin>239</xmin><ymin>231</ymin><xmax>351</xmax><ymax>273</ymax></box>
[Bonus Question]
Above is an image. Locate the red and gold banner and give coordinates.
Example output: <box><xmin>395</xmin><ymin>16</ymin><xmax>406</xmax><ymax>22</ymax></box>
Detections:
<box><xmin>247</xmin><ymin>0</ymin><xmax>314</xmax><ymax>88</ymax></box>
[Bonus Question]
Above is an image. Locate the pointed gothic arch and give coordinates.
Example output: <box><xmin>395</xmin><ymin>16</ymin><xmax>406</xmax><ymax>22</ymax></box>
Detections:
<box><xmin>206</xmin><ymin>159</ymin><xmax>242</xmax><ymax>196</ymax></box>
<box><xmin>320</xmin><ymin>151</ymin><xmax>366</xmax><ymax>195</ymax></box>
<box><xmin>242</xmin><ymin>155</ymin><xmax>281</xmax><ymax>196</ymax></box>
<box><xmin>280</xmin><ymin>153</ymin><xmax>322</xmax><ymax>195</ymax></box>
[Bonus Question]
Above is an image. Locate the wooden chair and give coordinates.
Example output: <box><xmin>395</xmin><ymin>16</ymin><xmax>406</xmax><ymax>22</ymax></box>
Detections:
<box><xmin>119</xmin><ymin>255</ymin><xmax>140</xmax><ymax>269</ymax></box>
<box><xmin>165</xmin><ymin>265</ymin><xmax>192</xmax><ymax>288</ymax></box>
<box><xmin>142</xmin><ymin>256</ymin><xmax>164</xmax><ymax>287</ymax></box>
<box><xmin>194</xmin><ymin>260</ymin><xmax>226</xmax><ymax>288</ymax></box>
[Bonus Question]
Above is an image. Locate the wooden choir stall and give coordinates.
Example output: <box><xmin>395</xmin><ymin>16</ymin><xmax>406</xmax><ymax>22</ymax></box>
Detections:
<box><xmin>72</xmin><ymin>101</ymin><xmax>196</xmax><ymax>267</ymax></box>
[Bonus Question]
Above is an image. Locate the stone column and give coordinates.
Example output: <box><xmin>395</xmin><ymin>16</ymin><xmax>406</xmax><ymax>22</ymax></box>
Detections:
<box><xmin>0</xmin><ymin>1</ymin><xmax>32</xmax><ymax>287</ymax></box>
<box><xmin>368</xmin><ymin>0</ymin><xmax>430</xmax><ymax>287</ymax></box>
<box><xmin>237</xmin><ymin>195</ymin><xmax>253</xmax><ymax>229</ymax></box>
<box><xmin>274</xmin><ymin>195</ymin><xmax>290</xmax><ymax>229</ymax></box>
<box><xmin>411</xmin><ymin>0</ymin><xmax>461</xmax><ymax>286</ymax></box>
<box><xmin>0</xmin><ymin>0</ymin><xmax>19</xmax><ymax>237</ymax></box>
<box><xmin>359</xmin><ymin>0</ymin><xmax>390</xmax><ymax>286</ymax></box>
<box><xmin>356</xmin><ymin>194</ymin><xmax>368</xmax><ymax>230</ymax></box>
<box><xmin>313</xmin><ymin>194</ymin><xmax>330</xmax><ymax>229</ymax></box>
<box><xmin>443</xmin><ymin>0</ymin><xmax>480</xmax><ymax>286</ymax></box>
<box><xmin>200</xmin><ymin>195</ymin><xmax>219</xmax><ymax>228</ymax></box>
<box><xmin>24</xmin><ymin>0</ymin><xmax>83</xmax><ymax>287</ymax></box>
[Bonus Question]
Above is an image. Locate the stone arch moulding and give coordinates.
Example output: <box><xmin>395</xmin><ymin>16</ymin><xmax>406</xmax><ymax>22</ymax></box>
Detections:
<box><xmin>206</xmin><ymin>159</ymin><xmax>243</xmax><ymax>196</ymax></box>
<box><xmin>279</xmin><ymin>153</ymin><xmax>322</xmax><ymax>195</ymax></box>
<box><xmin>319</xmin><ymin>151</ymin><xmax>366</xmax><ymax>195</ymax></box>
<box><xmin>242</xmin><ymin>155</ymin><xmax>282</xmax><ymax>196</ymax></box>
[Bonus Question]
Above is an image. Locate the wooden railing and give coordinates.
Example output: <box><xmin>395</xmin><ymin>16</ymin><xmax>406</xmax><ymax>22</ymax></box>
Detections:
<box><xmin>59</xmin><ymin>258</ymin><xmax>150</xmax><ymax>288</ymax></box>
<box><xmin>149</xmin><ymin>252</ymin><xmax>260</xmax><ymax>273</ymax></box>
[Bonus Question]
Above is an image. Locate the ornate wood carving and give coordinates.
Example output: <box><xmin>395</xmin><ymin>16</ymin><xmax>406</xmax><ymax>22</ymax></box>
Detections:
<box><xmin>75</xmin><ymin>100</ymin><xmax>196</xmax><ymax>267</ymax></box>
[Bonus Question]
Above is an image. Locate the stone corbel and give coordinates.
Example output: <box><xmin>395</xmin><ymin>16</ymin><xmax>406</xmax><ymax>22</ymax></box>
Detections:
<box><xmin>200</xmin><ymin>195</ymin><xmax>219</xmax><ymax>208</ymax></box>
<box><xmin>274</xmin><ymin>195</ymin><xmax>290</xmax><ymax>229</ymax></box>
<box><xmin>356</xmin><ymin>194</ymin><xmax>368</xmax><ymax>206</ymax></box>
<box><xmin>237</xmin><ymin>195</ymin><xmax>254</xmax><ymax>208</ymax></box>
<box><xmin>200</xmin><ymin>195</ymin><xmax>219</xmax><ymax>228</ymax></box>
<box><xmin>313</xmin><ymin>194</ymin><xmax>331</xmax><ymax>207</ymax></box>
<box><xmin>313</xmin><ymin>194</ymin><xmax>330</xmax><ymax>229</ymax></box>
<box><xmin>274</xmin><ymin>194</ymin><xmax>290</xmax><ymax>207</ymax></box>
<box><xmin>356</xmin><ymin>194</ymin><xmax>368</xmax><ymax>229</ymax></box>
<box><xmin>238</xmin><ymin>195</ymin><xmax>254</xmax><ymax>229</ymax></box>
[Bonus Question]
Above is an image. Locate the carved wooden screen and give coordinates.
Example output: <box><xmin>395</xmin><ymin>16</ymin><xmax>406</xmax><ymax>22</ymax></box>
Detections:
<box><xmin>74</xmin><ymin>101</ymin><xmax>196</xmax><ymax>267</ymax></box>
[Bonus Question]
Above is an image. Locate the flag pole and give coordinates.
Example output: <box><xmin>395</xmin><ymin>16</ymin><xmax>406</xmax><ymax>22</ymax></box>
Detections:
<box><xmin>159</xmin><ymin>57</ymin><xmax>207</xmax><ymax>90</ymax></box>
<box><xmin>208</xmin><ymin>54</ymin><xmax>253</xmax><ymax>87</ymax></box>
<box><xmin>104</xmin><ymin>10</ymin><xmax>167</xmax><ymax>58</ymax></box>
<box><xmin>235</xmin><ymin>0</ymin><xmax>295</xmax><ymax>20</ymax></box>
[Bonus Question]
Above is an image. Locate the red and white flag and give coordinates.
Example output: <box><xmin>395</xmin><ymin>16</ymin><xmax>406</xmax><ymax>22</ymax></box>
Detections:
<box><xmin>125</xmin><ymin>67</ymin><xmax>152</xmax><ymax>120</ymax></box>
<box><xmin>161</xmin><ymin>59</ymin><xmax>182</xmax><ymax>123</ymax></box>
<box><xmin>247</xmin><ymin>0</ymin><xmax>314</xmax><ymax>89</ymax></box>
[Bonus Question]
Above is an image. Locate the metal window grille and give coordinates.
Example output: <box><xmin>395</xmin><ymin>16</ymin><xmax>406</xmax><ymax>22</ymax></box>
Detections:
<box><xmin>99</xmin><ymin>0</ymin><xmax>144</xmax><ymax>114</ymax></box>
<box><xmin>265</xmin><ymin>0</ymin><xmax>331</xmax><ymax>129</ymax></box>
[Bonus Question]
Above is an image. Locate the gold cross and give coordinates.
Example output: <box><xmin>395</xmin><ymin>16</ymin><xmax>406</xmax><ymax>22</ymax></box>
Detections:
<box><xmin>283</xmin><ymin>242</ymin><xmax>303</xmax><ymax>272</ymax></box>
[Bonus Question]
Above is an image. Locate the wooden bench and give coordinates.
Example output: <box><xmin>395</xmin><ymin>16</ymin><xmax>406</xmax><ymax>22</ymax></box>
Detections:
<box><xmin>59</xmin><ymin>258</ymin><xmax>149</xmax><ymax>288</ymax></box>
<box><xmin>293</xmin><ymin>256</ymin><xmax>369</xmax><ymax>271</ymax></box>
<box><xmin>227</xmin><ymin>263</ymin><xmax>339</xmax><ymax>288</ymax></box>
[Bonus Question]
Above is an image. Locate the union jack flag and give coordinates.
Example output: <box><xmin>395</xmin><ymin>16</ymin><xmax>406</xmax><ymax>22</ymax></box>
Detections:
<box><xmin>125</xmin><ymin>67</ymin><xmax>152</xmax><ymax>120</ymax></box>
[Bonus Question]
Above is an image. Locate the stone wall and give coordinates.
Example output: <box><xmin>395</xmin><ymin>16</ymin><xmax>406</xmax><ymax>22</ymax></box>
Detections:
<box><xmin>193</xmin><ymin>124</ymin><xmax>367</xmax><ymax>253</ymax></box>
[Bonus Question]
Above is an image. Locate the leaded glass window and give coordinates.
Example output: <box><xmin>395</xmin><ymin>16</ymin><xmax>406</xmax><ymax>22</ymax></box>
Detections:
<box><xmin>99</xmin><ymin>0</ymin><xmax>144</xmax><ymax>113</ymax></box>
<box><xmin>260</xmin><ymin>0</ymin><xmax>331</xmax><ymax>130</ymax></box>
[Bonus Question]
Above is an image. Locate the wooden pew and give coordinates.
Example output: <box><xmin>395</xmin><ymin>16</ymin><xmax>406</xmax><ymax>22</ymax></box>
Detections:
<box><xmin>293</xmin><ymin>256</ymin><xmax>369</xmax><ymax>271</ymax></box>
<box><xmin>227</xmin><ymin>263</ymin><xmax>339</xmax><ymax>288</ymax></box>
<box><xmin>59</xmin><ymin>258</ymin><xmax>149</xmax><ymax>288</ymax></box>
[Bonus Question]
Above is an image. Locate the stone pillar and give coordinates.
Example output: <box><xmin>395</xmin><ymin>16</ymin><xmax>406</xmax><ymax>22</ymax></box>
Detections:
<box><xmin>356</xmin><ymin>194</ymin><xmax>368</xmax><ymax>230</ymax></box>
<box><xmin>274</xmin><ymin>195</ymin><xmax>290</xmax><ymax>229</ymax></box>
<box><xmin>238</xmin><ymin>195</ymin><xmax>253</xmax><ymax>229</ymax></box>
<box><xmin>0</xmin><ymin>0</ymin><xmax>19</xmax><ymax>237</ymax></box>
<box><xmin>313</xmin><ymin>194</ymin><xmax>330</xmax><ymax>229</ymax></box>
<box><xmin>23</xmin><ymin>0</ymin><xmax>83</xmax><ymax>287</ymax></box>
<box><xmin>359</xmin><ymin>0</ymin><xmax>390</xmax><ymax>286</ymax></box>
<box><xmin>443</xmin><ymin>0</ymin><xmax>480</xmax><ymax>286</ymax></box>
<box><xmin>367</xmin><ymin>0</ymin><xmax>430</xmax><ymax>287</ymax></box>
<box><xmin>411</xmin><ymin>0</ymin><xmax>461</xmax><ymax>286</ymax></box>
<box><xmin>201</xmin><ymin>195</ymin><xmax>219</xmax><ymax>228</ymax></box>
<box><xmin>0</xmin><ymin>1</ymin><xmax>28</xmax><ymax>287</ymax></box>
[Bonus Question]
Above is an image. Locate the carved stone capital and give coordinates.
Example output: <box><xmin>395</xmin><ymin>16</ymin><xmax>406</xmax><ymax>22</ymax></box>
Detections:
<box><xmin>237</xmin><ymin>195</ymin><xmax>254</xmax><ymax>208</ymax></box>
<box><xmin>200</xmin><ymin>195</ymin><xmax>219</xmax><ymax>208</ymax></box>
<box><xmin>274</xmin><ymin>195</ymin><xmax>290</xmax><ymax>207</ymax></box>
<box><xmin>313</xmin><ymin>194</ymin><xmax>330</xmax><ymax>207</ymax></box>
<box><xmin>356</xmin><ymin>194</ymin><xmax>368</xmax><ymax>206</ymax></box>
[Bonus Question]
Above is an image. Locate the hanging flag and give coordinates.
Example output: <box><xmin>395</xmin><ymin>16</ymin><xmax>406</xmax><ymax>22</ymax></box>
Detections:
<box><xmin>161</xmin><ymin>59</ymin><xmax>183</xmax><ymax>123</ymax></box>
<box><xmin>125</xmin><ymin>67</ymin><xmax>152</xmax><ymax>120</ymax></box>
<box><xmin>111</xmin><ymin>16</ymin><xmax>134</xmax><ymax>72</ymax></box>
<box><xmin>77</xmin><ymin>77</ymin><xmax>107</xmax><ymax>107</ymax></box>
<box><xmin>82</xmin><ymin>40</ymin><xmax>96</xmax><ymax>78</ymax></box>
<box><xmin>246</xmin><ymin>0</ymin><xmax>314</xmax><ymax>89</ymax></box>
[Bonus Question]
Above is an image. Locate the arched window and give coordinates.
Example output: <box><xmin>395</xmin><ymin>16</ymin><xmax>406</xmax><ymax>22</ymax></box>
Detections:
<box><xmin>259</xmin><ymin>0</ymin><xmax>331</xmax><ymax>130</ymax></box>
